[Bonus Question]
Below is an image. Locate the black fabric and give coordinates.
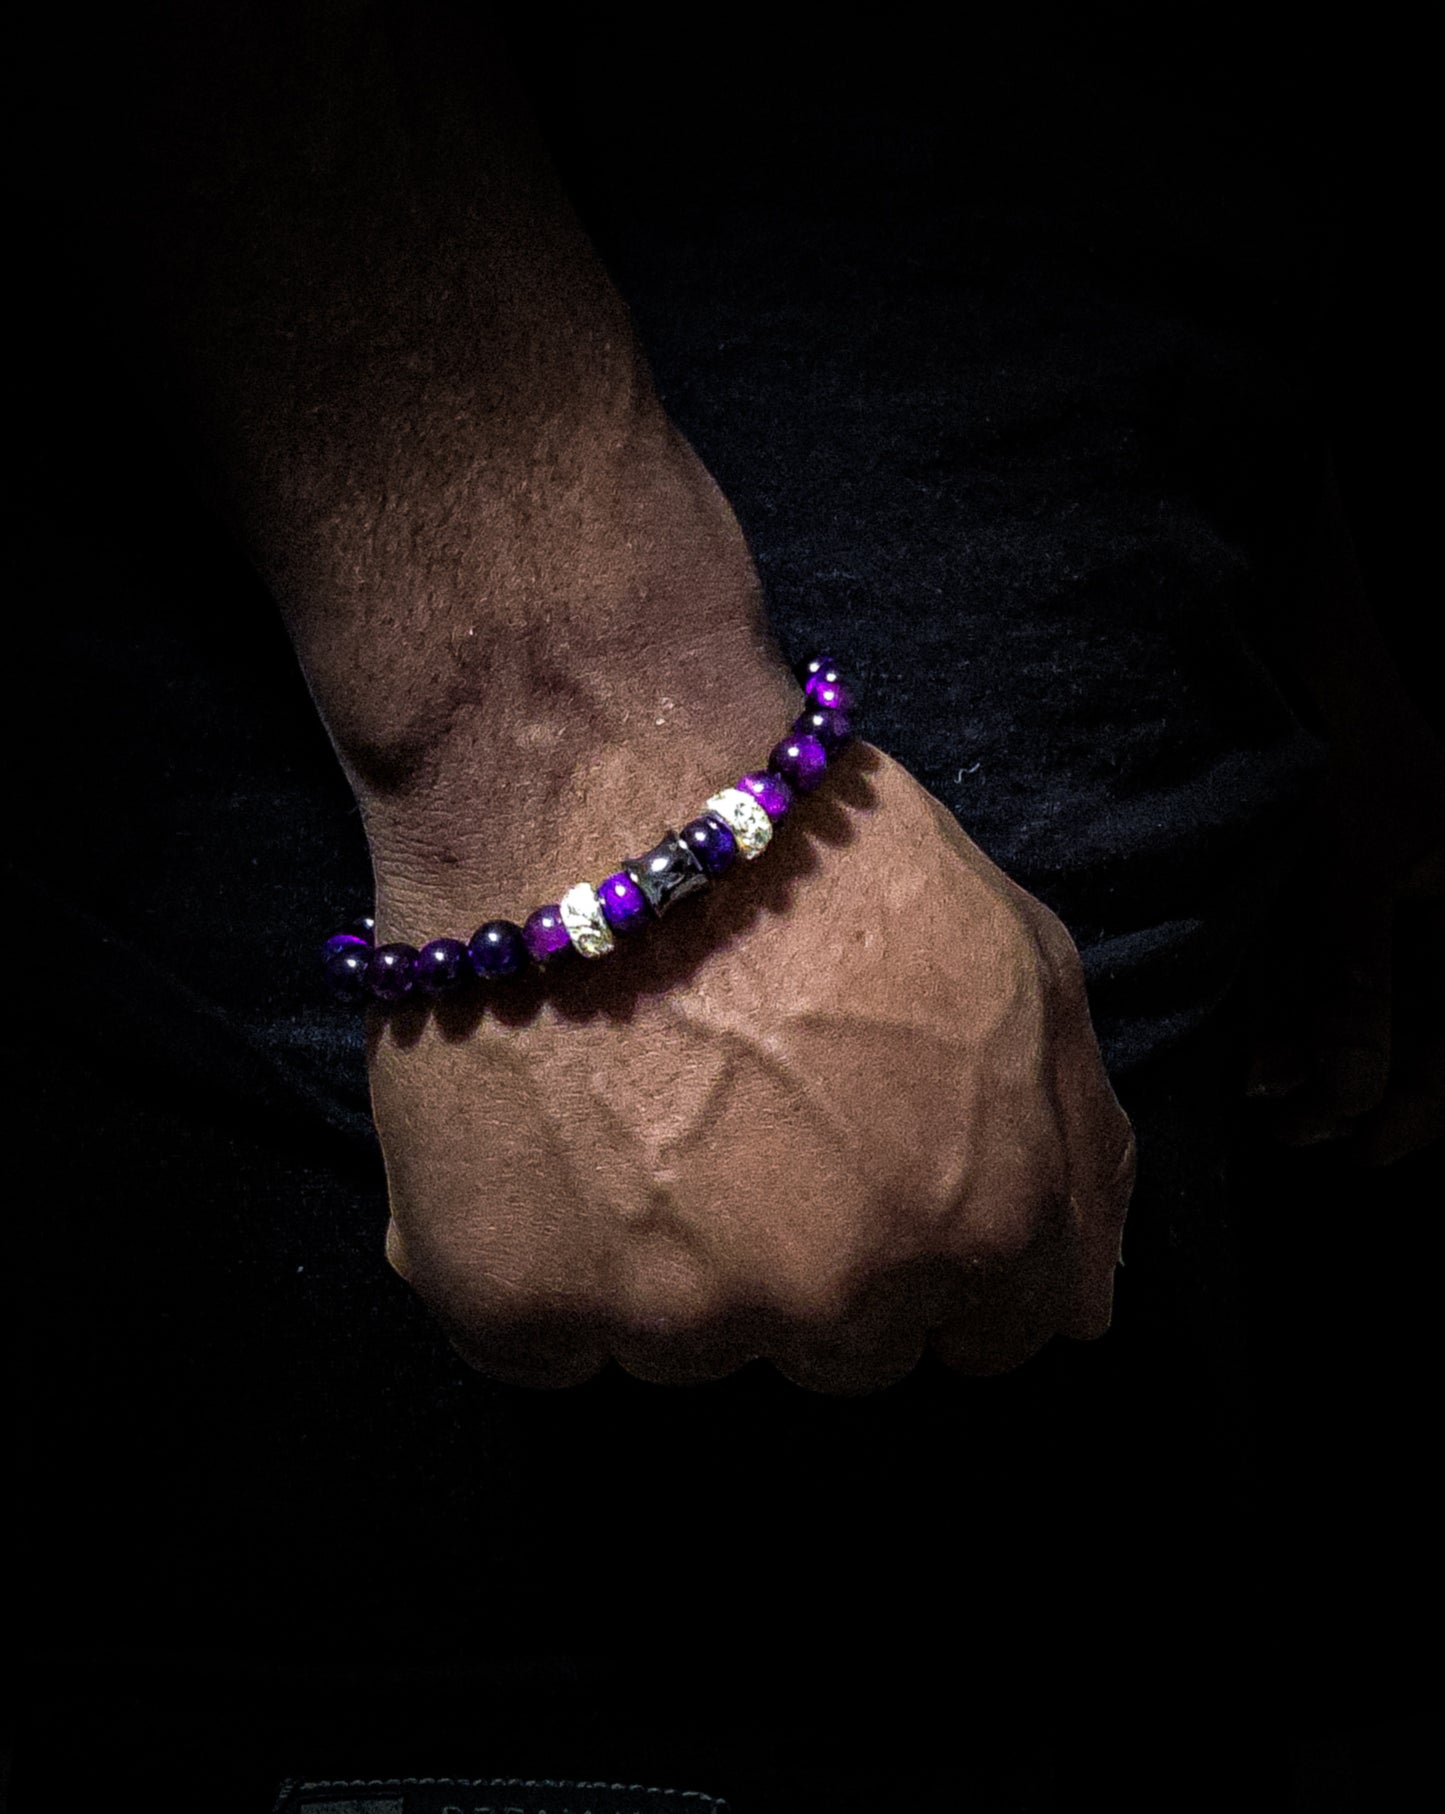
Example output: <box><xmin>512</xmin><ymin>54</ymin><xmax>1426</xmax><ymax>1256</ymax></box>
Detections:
<box><xmin>9</xmin><ymin>17</ymin><xmax>1432</xmax><ymax>1813</ymax></box>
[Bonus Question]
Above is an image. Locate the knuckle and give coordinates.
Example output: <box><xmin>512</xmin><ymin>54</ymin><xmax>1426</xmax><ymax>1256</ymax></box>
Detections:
<box><xmin>954</xmin><ymin>1192</ymin><xmax>1053</xmax><ymax>1274</ymax></box>
<box><xmin>1022</xmin><ymin>895</ymin><xmax>1087</xmax><ymax>995</ymax></box>
<box><xmin>618</xmin><ymin>1259</ymin><xmax>726</xmax><ymax>1344</ymax></box>
<box><xmin>764</xmin><ymin>1273</ymin><xmax>851</xmax><ymax>1335</ymax></box>
<box><xmin>1105</xmin><ymin>1126</ymin><xmax>1138</xmax><ymax>1210</ymax></box>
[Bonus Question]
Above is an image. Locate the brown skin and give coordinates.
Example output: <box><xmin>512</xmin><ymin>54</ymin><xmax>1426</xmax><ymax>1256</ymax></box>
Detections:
<box><xmin>373</xmin><ymin>734</ymin><xmax>1137</xmax><ymax>1393</ymax></box>
<box><xmin>26</xmin><ymin>3</ymin><xmax>1143</xmax><ymax>1390</ymax></box>
<box><xmin>364</xmin><ymin>435</ymin><xmax>1137</xmax><ymax>1392</ymax></box>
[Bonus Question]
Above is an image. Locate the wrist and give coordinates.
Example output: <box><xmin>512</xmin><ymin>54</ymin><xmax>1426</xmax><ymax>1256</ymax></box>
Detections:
<box><xmin>361</xmin><ymin>626</ymin><xmax>806</xmax><ymax>940</ymax></box>
<box><xmin>325</xmin><ymin>416</ymin><xmax>806</xmax><ymax>935</ymax></box>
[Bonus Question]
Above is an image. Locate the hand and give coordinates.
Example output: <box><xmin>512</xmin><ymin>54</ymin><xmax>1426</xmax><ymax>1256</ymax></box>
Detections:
<box><xmin>1241</xmin><ymin>719</ymin><xmax>1445</xmax><ymax>1165</ymax></box>
<box><xmin>367</xmin><ymin>741</ymin><xmax>1137</xmax><ymax>1393</ymax></box>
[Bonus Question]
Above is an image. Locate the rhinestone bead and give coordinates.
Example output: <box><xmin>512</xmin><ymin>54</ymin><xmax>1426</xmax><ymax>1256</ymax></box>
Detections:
<box><xmin>705</xmin><ymin>787</ymin><xmax>774</xmax><ymax>859</ymax></box>
<box><xmin>559</xmin><ymin>882</ymin><xmax>616</xmax><ymax>958</ymax></box>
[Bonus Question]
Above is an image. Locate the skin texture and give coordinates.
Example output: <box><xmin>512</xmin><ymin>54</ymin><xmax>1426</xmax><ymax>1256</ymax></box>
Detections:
<box><xmin>20</xmin><ymin>1</ymin><xmax>1145</xmax><ymax>1390</ymax></box>
<box><xmin>369</xmin><ymin>734</ymin><xmax>1137</xmax><ymax>1393</ymax></box>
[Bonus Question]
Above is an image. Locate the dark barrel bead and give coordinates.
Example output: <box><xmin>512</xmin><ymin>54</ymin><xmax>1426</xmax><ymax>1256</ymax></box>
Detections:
<box><xmin>367</xmin><ymin>942</ymin><xmax>419</xmax><ymax>1003</ymax></box>
<box><xmin>767</xmin><ymin>731</ymin><xmax>829</xmax><ymax>794</ymax></box>
<box><xmin>625</xmin><ymin>831</ymin><xmax>710</xmax><ymax>917</ymax></box>
<box><xmin>322</xmin><ymin>944</ymin><xmax>371</xmax><ymax>1004</ymax></box>
<box><xmin>598</xmin><ymin>870</ymin><xmax>650</xmax><ymax>933</ymax></box>
<box><xmin>803</xmin><ymin>668</ymin><xmax>855</xmax><ymax>715</ymax></box>
<box><xmin>679</xmin><ymin>812</ymin><xmax>738</xmax><ymax>877</ymax></box>
<box><xmin>346</xmin><ymin>914</ymin><xmax>377</xmax><ymax>945</ymax></box>
<box><xmin>791</xmin><ymin>705</ymin><xmax>853</xmax><ymax>756</ymax></box>
<box><xmin>323</xmin><ymin>931</ymin><xmax>369</xmax><ymax>960</ymax></box>
<box><xmin>415</xmin><ymin>936</ymin><xmax>469</xmax><ymax>993</ymax></box>
<box><xmin>522</xmin><ymin>903</ymin><xmax>573</xmax><ymax>966</ymax></box>
<box><xmin>739</xmin><ymin>770</ymin><xmax>794</xmax><ymax>823</ymax></box>
<box><xmin>469</xmin><ymin>918</ymin><xmax>530</xmax><ymax>980</ymax></box>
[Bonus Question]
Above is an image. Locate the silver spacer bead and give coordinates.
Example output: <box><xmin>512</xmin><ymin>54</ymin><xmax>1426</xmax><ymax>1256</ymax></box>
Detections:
<box><xmin>559</xmin><ymin>882</ymin><xmax>616</xmax><ymax>958</ymax></box>
<box><xmin>705</xmin><ymin>788</ymin><xmax>774</xmax><ymax>860</ymax></box>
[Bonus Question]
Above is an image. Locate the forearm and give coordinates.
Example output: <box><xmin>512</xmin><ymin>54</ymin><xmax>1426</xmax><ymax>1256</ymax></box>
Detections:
<box><xmin>41</xmin><ymin>5</ymin><xmax>799</xmax><ymax>909</ymax></box>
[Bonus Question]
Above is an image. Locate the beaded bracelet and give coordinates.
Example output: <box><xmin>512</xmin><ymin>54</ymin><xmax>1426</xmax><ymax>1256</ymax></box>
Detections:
<box><xmin>320</xmin><ymin>655</ymin><xmax>857</xmax><ymax>1005</ymax></box>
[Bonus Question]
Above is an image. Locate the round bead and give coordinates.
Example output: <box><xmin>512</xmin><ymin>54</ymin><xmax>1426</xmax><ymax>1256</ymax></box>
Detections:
<box><xmin>767</xmin><ymin>732</ymin><xmax>829</xmax><ymax>794</ymax></box>
<box><xmin>322</xmin><ymin>944</ymin><xmax>370</xmax><ymax>1004</ymax></box>
<box><xmin>559</xmin><ymin>883</ymin><xmax>616</xmax><ymax>958</ymax></box>
<box><xmin>803</xmin><ymin>670</ymin><xmax>855</xmax><ymax>715</ymax></box>
<box><xmin>522</xmin><ymin>903</ymin><xmax>573</xmax><ymax>966</ymax></box>
<box><xmin>795</xmin><ymin>654</ymin><xmax>838</xmax><ymax>684</ymax></box>
<box><xmin>367</xmin><ymin>942</ymin><xmax>419</xmax><ymax>1003</ymax></box>
<box><xmin>469</xmin><ymin>919</ymin><xmax>530</xmax><ymax>980</ymax></box>
<box><xmin>346</xmin><ymin>915</ymin><xmax>377</xmax><ymax>945</ymax></box>
<box><xmin>324</xmin><ymin>931</ymin><xmax>369</xmax><ymax>960</ymax></box>
<box><xmin>680</xmin><ymin>812</ymin><xmax>738</xmax><ymax>876</ymax></box>
<box><xmin>415</xmin><ymin>936</ymin><xmax>469</xmax><ymax>993</ymax></box>
<box><xmin>738</xmin><ymin>770</ymin><xmax>795</xmax><ymax>823</ymax></box>
<box><xmin>792</xmin><ymin>705</ymin><xmax>853</xmax><ymax>756</ymax></box>
<box><xmin>598</xmin><ymin>870</ymin><xmax>650</xmax><ymax>933</ymax></box>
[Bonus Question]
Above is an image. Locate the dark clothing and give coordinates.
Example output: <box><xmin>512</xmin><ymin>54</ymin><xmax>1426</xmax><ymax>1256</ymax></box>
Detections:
<box><xmin>10</xmin><ymin>19</ymin><xmax>1421</xmax><ymax>1812</ymax></box>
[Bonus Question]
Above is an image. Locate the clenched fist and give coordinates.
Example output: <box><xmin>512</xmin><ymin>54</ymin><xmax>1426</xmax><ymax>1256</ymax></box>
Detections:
<box><xmin>367</xmin><ymin>739</ymin><xmax>1136</xmax><ymax>1394</ymax></box>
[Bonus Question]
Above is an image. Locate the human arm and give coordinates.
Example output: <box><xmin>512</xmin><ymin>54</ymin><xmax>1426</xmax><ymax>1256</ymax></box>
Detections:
<box><xmin>36</xmin><ymin>2</ymin><xmax>1137</xmax><ymax>1389</ymax></box>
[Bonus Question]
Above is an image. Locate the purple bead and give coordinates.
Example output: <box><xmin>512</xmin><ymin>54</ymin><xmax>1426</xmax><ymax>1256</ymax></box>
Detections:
<box><xmin>791</xmin><ymin>705</ymin><xmax>853</xmax><ymax>756</ymax></box>
<box><xmin>767</xmin><ymin>731</ymin><xmax>829</xmax><ymax>794</ymax></box>
<box><xmin>367</xmin><ymin>942</ymin><xmax>419</xmax><ymax>1003</ymax></box>
<box><xmin>415</xmin><ymin>936</ymin><xmax>469</xmax><ymax>993</ymax></box>
<box><xmin>680</xmin><ymin>813</ymin><xmax>738</xmax><ymax>877</ymax></box>
<box><xmin>803</xmin><ymin>669</ymin><xmax>855</xmax><ymax>715</ymax></box>
<box><xmin>522</xmin><ymin>903</ymin><xmax>573</xmax><ymax>966</ymax></box>
<box><xmin>795</xmin><ymin>654</ymin><xmax>838</xmax><ymax>684</ymax></box>
<box><xmin>469</xmin><ymin>919</ymin><xmax>530</xmax><ymax>980</ymax></box>
<box><xmin>346</xmin><ymin>915</ymin><xmax>377</xmax><ymax>945</ymax></box>
<box><xmin>738</xmin><ymin>770</ymin><xmax>794</xmax><ymax>823</ymax></box>
<box><xmin>598</xmin><ymin>869</ymin><xmax>649</xmax><ymax>933</ymax></box>
<box><xmin>323</xmin><ymin>931</ymin><xmax>369</xmax><ymax>960</ymax></box>
<box><xmin>322</xmin><ymin>944</ymin><xmax>370</xmax><ymax>1004</ymax></box>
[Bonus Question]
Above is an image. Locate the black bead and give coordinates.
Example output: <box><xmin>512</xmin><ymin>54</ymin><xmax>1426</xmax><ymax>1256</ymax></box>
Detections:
<box><xmin>347</xmin><ymin>914</ymin><xmax>377</xmax><ymax>944</ymax></box>
<box><xmin>625</xmin><ymin>831</ymin><xmax>710</xmax><ymax>917</ymax></box>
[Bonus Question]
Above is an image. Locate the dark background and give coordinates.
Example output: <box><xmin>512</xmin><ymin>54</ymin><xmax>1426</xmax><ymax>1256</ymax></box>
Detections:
<box><xmin>8</xmin><ymin>12</ymin><xmax>1436</xmax><ymax>1811</ymax></box>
